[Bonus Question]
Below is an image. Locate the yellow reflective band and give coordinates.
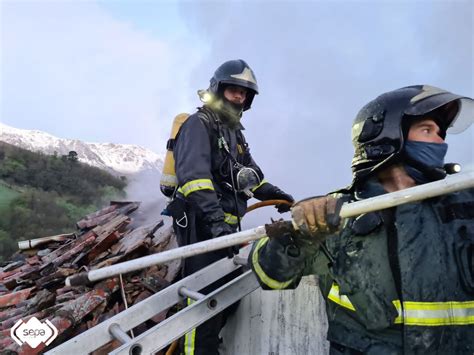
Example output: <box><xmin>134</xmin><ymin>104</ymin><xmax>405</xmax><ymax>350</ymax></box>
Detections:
<box><xmin>398</xmin><ymin>301</ymin><xmax>474</xmax><ymax>326</ymax></box>
<box><xmin>328</xmin><ymin>283</ymin><xmax>474</xmax><ymax>327</ymax></box>
<box><xmin>224</xmin><ymin>213</ymin><xmax>239</xmax><ymax>225</ymax></box>
<box><xmin>328</xmin><ymin>283</ymin><xmax>356</xmax><ymax>311</ymax></box>
<box><xmin>393</xmin><ymin>300</ymin><xmax>403</xmax><ymax>324</ymax></box>
<box><xmin>252</xmin><ymin>237</ymin><xmax>295</xmax><ymax>290</ymax></box>
<box><xmin>251</xmin><ymin>179</ymin><xmax>268</xmax><ymax>192</ymax></box>
<box><xmin>184</xmin><ymin>298</ymin><xmax>196</xmax><ymax>355</ymax></box>
<box><xmin>328</xmin><ymin>290</ymin><xmax>474</xmax><ymax>327</ymax></box>
<box><xmin>180</xmin><ymin>179</ymin><xmax>214</xmax><ymax>197</ymax></box>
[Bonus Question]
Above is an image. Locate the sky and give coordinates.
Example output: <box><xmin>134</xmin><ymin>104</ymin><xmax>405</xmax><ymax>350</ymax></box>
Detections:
<box><xmin>1</xmin><ymin>0</ymin><xmax>473</xmax><ymax>227</ymax></box>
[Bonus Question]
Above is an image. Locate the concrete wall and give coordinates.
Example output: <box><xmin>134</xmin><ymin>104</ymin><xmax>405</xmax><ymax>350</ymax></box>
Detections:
<box><xmin>221</xmin><ymin>275</ymin><xmax>329</xmax><ymax>355</ymax></box>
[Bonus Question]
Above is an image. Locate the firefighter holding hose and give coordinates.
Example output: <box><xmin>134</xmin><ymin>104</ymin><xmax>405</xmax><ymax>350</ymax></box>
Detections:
<box><xmin>168</xmin><ymin>59</ymin><xmax>294</xmax><ymax>355</ymax></box>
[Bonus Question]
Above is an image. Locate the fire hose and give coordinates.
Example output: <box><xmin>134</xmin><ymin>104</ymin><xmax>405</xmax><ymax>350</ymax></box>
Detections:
<box><xmin>246</xmin><ymin>199</ymin><xmax>293</xmax><ymax>213</ymax></box>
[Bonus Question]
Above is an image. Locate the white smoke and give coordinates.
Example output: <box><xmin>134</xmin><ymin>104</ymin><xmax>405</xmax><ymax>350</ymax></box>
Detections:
<box><xmin>124</xmin><ymin>170</ymin><xmax>172</xmax><ymax>229</ymax></box>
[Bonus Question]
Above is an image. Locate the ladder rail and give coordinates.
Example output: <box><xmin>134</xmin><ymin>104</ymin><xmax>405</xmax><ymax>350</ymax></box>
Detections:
<box><xmin>45</xmin><ymin>246</ymin><xmax>250</xmax><ymax>355</ymax></box>
<box><xmin>110</xmin><ymin>270</ymin><xmax>260</xmax><ymax>355</ymax></box>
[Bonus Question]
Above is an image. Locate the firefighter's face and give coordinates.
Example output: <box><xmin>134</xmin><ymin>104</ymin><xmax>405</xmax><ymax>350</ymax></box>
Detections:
<box><xmin>223</xmin><ymin>85</ymin><xmax>247</xmax><ymax>105</ymax></box>
<box><xmin>408</xmin><ymin>118</ymin><xmax>445</xmax><ymax>144</ymax></box>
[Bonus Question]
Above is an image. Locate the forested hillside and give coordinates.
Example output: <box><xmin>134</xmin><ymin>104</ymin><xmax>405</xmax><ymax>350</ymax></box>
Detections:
<box><xmin>0</xmin><ymin>142</ymin><xmax>127</xmax><ymax>260</ymax></box>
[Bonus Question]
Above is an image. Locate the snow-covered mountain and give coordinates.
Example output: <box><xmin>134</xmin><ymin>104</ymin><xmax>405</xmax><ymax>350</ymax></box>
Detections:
<box><xmin>0</xmin><ymin>122</ymin><xmax>164</xmax><ymax>176</ymax></box>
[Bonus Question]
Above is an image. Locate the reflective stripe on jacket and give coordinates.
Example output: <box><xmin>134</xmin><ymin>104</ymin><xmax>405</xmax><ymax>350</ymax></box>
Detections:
<box><xmin>250</xmin><ymin>182</ymin><xmax>474</xmax><ymax>354</ymax></box>
<box><xmin>174</xmin><ymin>106</ymin><xmax>281</xmax><ymax>224</ymax></box>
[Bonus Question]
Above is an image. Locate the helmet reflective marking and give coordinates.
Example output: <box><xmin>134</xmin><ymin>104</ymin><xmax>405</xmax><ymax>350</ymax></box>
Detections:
<box><xmin>230</xmin><ymin>67</ymin><xmax>258</xmax><ymax>85</ymax></box>
<box><xmin>351</xmin><ymin>121</ymin><xmax>364</xmax><ymax>142</ymax></box>
<box><xmin>410</xmin><ymin>85</ymin><xmax>446</xmax><ymax>104</ymax></box>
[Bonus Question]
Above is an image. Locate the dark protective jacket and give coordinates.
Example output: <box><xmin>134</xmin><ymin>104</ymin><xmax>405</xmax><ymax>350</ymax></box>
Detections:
<box><xmin>250</xmin><ymin>179</ymin><xmax>474</xmax><ymax>354</ymax></box>
<box><xmin>173</xmin><ymin>105</ymin><xmax>284</xmax><ymax>228</ymax></box>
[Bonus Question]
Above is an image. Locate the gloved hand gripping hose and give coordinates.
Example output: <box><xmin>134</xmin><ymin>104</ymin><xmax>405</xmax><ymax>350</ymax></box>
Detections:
<box><xmin>246</xmin><ymin>199</ymin><xmax>294</xmax><ymax>213</ymax></box>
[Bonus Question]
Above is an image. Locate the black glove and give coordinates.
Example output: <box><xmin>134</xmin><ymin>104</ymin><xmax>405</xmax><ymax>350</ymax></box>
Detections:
<box><xmin>206</xmin><ymin>220</ymin><xmax>235</xmax><ymax>239</ymax></box>
<box><xmin>272</xmin><ymin>187</ymin><xmax>295</xmax><ymax>213</ymax></box>
<box><xmin>205</xmin><ymin>221</ymin><xmax>239</xmax><ymax>258</ymax></box>
<box><xmin>253</xmin><ymin>183</ymin><xmax>294</xmax><ymax>213</ymax></box>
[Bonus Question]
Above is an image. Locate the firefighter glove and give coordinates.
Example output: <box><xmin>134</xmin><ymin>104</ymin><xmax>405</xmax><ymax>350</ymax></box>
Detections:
<box><xmin>253</xmin><ymin>183</ymin><xmax>294</xmax><ymax>212</ymax></box>
<box><xmin>206</xmin><ymin>220</ymin><xmax>235</xmax><ymax>239</ymax></box>
<box><xmin>206</xmin><ymin>221</ymin><xmax>239</xmax><ymax>258</ymax></box>
<box><xmin>271</xmin><ymin>188</ymin><xmax>295</xmax><ymax>213</ymax></box>
<box><xmin>291</xmin><ymin>194</ymin><xmax>347</xmax><ymax>241</ymax></box>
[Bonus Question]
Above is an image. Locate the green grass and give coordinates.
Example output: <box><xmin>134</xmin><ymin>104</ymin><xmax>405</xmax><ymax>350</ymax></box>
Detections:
<box><xmin>0</xmin><ymin>182</ymin><xmax>21</xmax><ymax>212</ymax></box>
<box><xmin>56</xmin><ymin>198</ymin><xmax>97</xmax><ymax>221</ymax></box>
<box><xmin>0</xmin><ymin>179</ymin><xmax>112</xmax><ymax>224</ymax></box>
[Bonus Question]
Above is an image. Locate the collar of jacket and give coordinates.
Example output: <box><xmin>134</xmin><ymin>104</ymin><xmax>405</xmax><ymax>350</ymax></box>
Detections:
<box><xmin>354</xmin><ymin>178</ymin><xmax>386</xmax><ymax>201</ymax></box>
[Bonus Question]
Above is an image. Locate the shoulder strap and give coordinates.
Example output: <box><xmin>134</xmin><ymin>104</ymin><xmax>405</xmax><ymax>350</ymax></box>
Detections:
<box><xmin>197</xmin><ymin>107</ymin><xmax>237</xmax><ymax>160</ymax></box>
<box><xmin>236</xmin><ymin>130</ymin><xmax>249</xmax><ymax>151</ymax></box>
<box><xmin>171</xmin><ymin>109</ymin><xmax>217</xmax><ymax>150</ymax></box>
<box><xmin>197</xmin><ymin>107</ymin><xmax>220</xmax><ymax>132</ymax></box>
<box><xmin>380</xmin><ymin>209</ymin><xmax>403</xmax><ymax>300</ymax></box>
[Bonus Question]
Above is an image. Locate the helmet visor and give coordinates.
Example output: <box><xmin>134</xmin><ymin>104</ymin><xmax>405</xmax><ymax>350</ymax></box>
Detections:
<box><xmin>447</xmin><ymin>97</ymin><xmax>474</xmax><ymax>134</ymax></box>
<box><xmin>405</xmin><ymin>88</ymin><xmax>474</xmax><ymax>135</ymax></box>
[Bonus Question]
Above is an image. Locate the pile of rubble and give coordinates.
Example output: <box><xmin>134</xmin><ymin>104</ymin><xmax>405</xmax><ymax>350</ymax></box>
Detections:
<box><xmin>0</xmin><ymin>202</ymin><xmax>180</xmax><ymax>354</ymax></box>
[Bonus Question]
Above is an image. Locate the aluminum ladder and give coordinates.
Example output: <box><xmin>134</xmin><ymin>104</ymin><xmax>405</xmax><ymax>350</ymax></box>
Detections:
<box><xmin>45</xmin><ymin>245</ymin><xmax>259</xmax><ymax>355</ymax></box>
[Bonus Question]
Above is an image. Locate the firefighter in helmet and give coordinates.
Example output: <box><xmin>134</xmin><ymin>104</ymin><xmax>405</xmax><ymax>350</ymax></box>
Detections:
<box><xmin>169</xmin><ymin>59</ymin><xmax>294</xmax><ymax>355</ymax></box>
<box><xmin>250</xmin><ymin>85</ymin><xmax>474</xmax><ymax>354</ymax></box>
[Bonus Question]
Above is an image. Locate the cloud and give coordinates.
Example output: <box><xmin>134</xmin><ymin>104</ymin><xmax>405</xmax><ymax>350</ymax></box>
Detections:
<box><xmin>1</xmin><ymin>1</ymin><xmax>205</xmax><ymax>152</ymax></box>
<box><xmin>2</xmin><ymin>1</ymin><xmax>472</xmax><ymax>228</ymax></box>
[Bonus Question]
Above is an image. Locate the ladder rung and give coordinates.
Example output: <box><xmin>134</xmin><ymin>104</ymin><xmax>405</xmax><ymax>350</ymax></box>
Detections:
<box><xmin>45</xmin><ymin>246</ymin><xmax>251</xmax><ymax>355</ymax></box>
<box><xmin>109</xmin><ymin>323</ymin><xmax>132</xmax><ymax>344</ymax></box>
<box><xmin>110</xmin><ymin>270</ymin><xmax>259</xmax><ymax>355</ymax></box>
<box><xmin>179</xmin><ymin>286</ymin><xmax>205</xmax><ymax>300</ymax></box>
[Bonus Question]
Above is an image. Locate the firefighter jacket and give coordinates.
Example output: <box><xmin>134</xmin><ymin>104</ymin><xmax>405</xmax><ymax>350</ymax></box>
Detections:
<box><xmin>173</xmin><ymin>106</ymin><xmax>285</xmax><ymax>228</ymax></box>
<box><xmin>250</xmin><ymin>179</ymin><xmax>474</xmax><ymax>354</ymax></box>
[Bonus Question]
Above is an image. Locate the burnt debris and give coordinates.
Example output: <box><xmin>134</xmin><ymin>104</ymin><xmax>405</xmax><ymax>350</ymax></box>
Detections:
<box><xmin>0</xmin><ymin>202</ymin><xmax>180</xmax><ymax>354</ymax></box>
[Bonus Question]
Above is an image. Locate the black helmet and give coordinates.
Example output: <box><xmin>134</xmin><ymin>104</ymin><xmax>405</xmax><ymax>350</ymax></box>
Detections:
<box><xmin>351</xmin><ymin>85</ymin><xmax>473</xmax><ymax>185</ymax></box>
<box><xmin>208</xmin><ymin>59</ymin><xmax>259</xmax><ymax>111</ymax></box>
